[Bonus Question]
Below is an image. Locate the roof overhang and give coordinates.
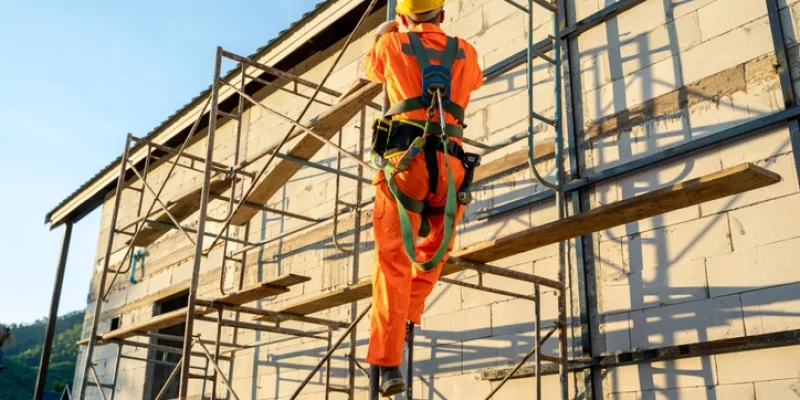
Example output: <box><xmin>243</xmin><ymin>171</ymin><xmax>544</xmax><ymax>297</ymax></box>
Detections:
<box><xmin>45</xmin><ymin>0</ymin><xmax>385</xmax><ymax>228</ymax></box>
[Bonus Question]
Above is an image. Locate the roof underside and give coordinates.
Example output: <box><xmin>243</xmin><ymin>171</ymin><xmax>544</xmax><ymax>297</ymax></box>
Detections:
<box><xmin>46</xmin><ymin>0</ymin><xmax>384</xmax><ymax>226</ymax></box>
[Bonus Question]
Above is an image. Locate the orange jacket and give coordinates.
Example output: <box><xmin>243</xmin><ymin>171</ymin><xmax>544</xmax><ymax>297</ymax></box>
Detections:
<box><xmin>365</xmin><ymin>23</ymin><xmax>483</xmax><ymax>139</ymax></box>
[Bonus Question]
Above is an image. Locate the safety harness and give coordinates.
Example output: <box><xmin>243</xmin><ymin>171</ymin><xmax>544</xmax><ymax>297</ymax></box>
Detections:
<box><xmin>371</xmin><ymin>32</ymin><xmax>481</xmax><ymax>271</ymax></box>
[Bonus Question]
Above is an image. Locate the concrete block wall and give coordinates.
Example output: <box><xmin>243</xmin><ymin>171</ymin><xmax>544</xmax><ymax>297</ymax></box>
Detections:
<box><xmin>74</xmin><ymin>0</ymin><xmax>800</xmax><ymax>398</ymax></box>
<box><xmin>575</xmin><ymin>0</ymin><xmax>800</xmax><ymax>399</ymax></box>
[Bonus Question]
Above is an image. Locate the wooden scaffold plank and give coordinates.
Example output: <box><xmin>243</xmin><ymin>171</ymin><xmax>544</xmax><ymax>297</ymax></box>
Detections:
<box><xmin>123</xmin><ymin>175</ymin><xmax>238</xmax><ymax>247</ymax></box>
<box><xmin>77</xmin><ymin>273</ymin><xmax>308</xmax><ymax>345</ymax></box>
<box><xmin>257</xmin><ymin>163</ymin><xmax>781</xmax><ymax>319</ymax></box>
<box><xmin>229</xmin><ymin>81</ymin><xmax>382</xmax><ymax>226</ymax></box>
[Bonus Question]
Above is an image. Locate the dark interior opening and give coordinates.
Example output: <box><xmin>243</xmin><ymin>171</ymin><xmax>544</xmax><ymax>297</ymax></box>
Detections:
<box><xmin>109</xmin><ymin>317</ymin><xmax>120</xmax><ymax>331</ymax></box>
<box><xmin>147</xmin><ymin>292</ymin><xmax>189</xmax><ymax>399</ymax></box>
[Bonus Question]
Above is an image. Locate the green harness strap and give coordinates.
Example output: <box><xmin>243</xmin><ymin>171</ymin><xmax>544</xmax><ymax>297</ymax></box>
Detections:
<box><xmin>377</xmin><ymin>33</ymin><xmax>462</xmax><ymax>272</ymax></box>
<box><xmin>382</xmin><ymin>133</ymin><xmax>458</xmax><ymax>271</ymax></box>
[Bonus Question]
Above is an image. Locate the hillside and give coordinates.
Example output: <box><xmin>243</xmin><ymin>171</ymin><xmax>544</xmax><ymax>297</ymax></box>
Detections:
<box><xmin>0</xmin><ymin>311</ymin><xmax>84</xmax><ymax>400</ymax></box>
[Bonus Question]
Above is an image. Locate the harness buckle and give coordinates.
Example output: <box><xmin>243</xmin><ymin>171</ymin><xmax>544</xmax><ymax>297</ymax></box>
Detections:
<box><xmin>421</xmin><ymin>65</ymin><xmax>452</xmax><ymax>107</ymax></box>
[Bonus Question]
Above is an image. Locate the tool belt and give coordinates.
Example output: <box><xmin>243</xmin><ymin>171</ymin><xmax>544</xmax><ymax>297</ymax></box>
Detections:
<box><xmin>371</xmin><ymin>118</ymin><xmax>481</xmax><ymax>237</ymax></box>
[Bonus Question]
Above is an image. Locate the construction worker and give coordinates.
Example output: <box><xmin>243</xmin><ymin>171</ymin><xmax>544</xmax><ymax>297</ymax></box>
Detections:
<box><xmin>365</xmin><ymin>0</ymin><xmax>483</xmax><ymax>395</ymax></box>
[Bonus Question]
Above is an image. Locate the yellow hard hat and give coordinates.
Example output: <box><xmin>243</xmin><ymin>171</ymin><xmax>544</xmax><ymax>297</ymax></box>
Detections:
<box><xmin>395</xmin><ymin>0</ymin><xmax>445</xmax><ymax>16</ymax></box>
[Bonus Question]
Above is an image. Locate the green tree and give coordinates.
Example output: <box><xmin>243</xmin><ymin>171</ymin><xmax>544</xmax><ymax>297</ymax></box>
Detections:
<box><xmin>0</xmin><ymin>311</ymin><xmax>84</xmax><ymax>400</ymax></box>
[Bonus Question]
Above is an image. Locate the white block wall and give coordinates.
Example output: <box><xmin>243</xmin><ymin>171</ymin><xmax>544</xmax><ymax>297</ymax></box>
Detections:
<box><xmin>73</xmin><ymin>0</ymin><xmax>800</xmax><ymax>399</ymax></box>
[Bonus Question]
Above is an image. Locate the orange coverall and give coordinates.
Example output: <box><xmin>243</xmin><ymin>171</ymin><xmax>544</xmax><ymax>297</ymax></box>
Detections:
<box><xmin>364</xmin><ymin>23</ymin><xmax>483</xmax><ymax>367</ymax></box>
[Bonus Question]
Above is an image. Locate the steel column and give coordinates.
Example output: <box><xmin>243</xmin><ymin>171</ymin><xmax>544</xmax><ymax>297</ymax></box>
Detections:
<box><xmin>766</xmin><ymin>0</ymin><xmax>800</xmax><ymax>189</ymax></box>
<box><xmin>405</xmin><ymin>322</ymin><xmax>414</xmax><ymax>399</ymax></box>
<box><xmin>177</xmin><ymin>46</ymin><xmax>223</xmax><ymax>399</ymax></box>
<box><xmin>33</xmin><ymin>221</ymin><xmax>73</xmax><ymax>400</ymax></box>
<box><xmin>78</xmin><ymin>134</ymin><xmax>132</xmax><ymax>400</ymax></box>
<box><xmin>291</xmin><ymin>304</ymin><xmax>372</xmax><ymax>399</ymax></box>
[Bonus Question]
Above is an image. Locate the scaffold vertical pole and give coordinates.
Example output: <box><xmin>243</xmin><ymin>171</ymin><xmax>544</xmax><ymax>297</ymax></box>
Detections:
<box><xmin>78</xmin><ymin>134</ymin><xmax>132</xmax><ymax>400</ymax></box>
<box><xmin>177</xmin><ymin>46</ymin><xmax>223</xmax><ymax>399</ymax></box>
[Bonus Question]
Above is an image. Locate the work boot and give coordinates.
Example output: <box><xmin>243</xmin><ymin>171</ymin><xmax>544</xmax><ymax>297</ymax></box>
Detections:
<box><xmin>380</xmin><ymin>366</ymin><xmax>405</xmax><ymax>397</ymax></box>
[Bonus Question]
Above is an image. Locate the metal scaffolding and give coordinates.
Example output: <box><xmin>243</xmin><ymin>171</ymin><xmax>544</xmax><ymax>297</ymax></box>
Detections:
<box><xmin>45</xmin><ymin>1</ymin><xmax>798</xmax><ymax>400</ymax></box>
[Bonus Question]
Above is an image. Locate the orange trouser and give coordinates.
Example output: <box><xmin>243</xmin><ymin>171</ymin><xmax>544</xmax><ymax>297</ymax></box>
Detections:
<box><xmin>367</xmin><ymin>148</ymin><xmax>466</xmax><ymax>367</ymax></box>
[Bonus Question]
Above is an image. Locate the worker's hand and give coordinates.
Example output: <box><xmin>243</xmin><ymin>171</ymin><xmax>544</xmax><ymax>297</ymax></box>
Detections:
<box><xmin>375</xmin><ymin>21</ymin><xmax>400</xmax><ymax>41</ymax></box>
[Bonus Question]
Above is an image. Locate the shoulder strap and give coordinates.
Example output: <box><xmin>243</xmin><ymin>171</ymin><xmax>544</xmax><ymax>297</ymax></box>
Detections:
<box><xmin>440</xmin><ymin>36</ymin><xmax>459</xmax><ymax>70</ymax></box>
<box><xmin>406</xmin><ymin>32</ymin><xmax>431</xmax><ymax>69</ymax></box>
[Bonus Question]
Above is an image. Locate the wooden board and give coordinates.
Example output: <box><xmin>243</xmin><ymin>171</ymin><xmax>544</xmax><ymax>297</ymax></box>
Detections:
<box><xmin>229</xmin><ymin>81</ymin><xmax>382</xmax><ymax>226</ymax></box>
<box><xmin>78</xmin><ymin>273</ymin><xmax>307</xmax><ymax>345</ymax></box>
<box><xmin>254</xmin><ymin>280</ymin><xmax>373</xmax><ymax>320</ymax></box>
<box><xmin>217</xmin><ymin>274</ymin><xmax>310</xmax><ymax>306</ymax></box>
<box><xmin>126</xmin><ymin>176</ymin><xmax>238</xmax><ymax>247</ymax></box>
<box><xmin>263</xmin><ymin>163</ymin><xmax>780</xmax><ymax>318</ymax></box>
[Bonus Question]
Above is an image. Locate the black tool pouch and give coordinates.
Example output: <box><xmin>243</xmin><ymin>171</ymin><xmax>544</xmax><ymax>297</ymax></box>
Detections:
<box><xmin>371</xmin><ymin>118</ymin><xmax>392</xmax><ymax>163</ymax></box>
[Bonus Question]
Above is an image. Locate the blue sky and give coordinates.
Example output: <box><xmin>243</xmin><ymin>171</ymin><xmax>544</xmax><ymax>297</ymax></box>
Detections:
<box><xmin>0</xmin><ymin>0</ymin><xmax>323</xmax><ymax>324</ymax></box>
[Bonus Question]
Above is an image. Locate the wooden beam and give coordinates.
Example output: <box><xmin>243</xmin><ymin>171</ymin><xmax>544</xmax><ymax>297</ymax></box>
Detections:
<box><xmin>216</xmin><ymin>274</ymin><xmax>309</xmax><ymax>306</ymax></box>
<box><xmin>124</xmin><ymin>176</ymin><xmax>238</xmax><ymax>247</ymax></box>
<box><xmin>229</xmin><ymin>81</ymin><xmax>382</xmax><ymax>226</ymax></box>
<box><xmin>77</xmin><ymin>274</ymin><xmax>307</xmax><ymax>345</ymax></box>
<box><xmin>263</xmin><ymin>163</ymin><xmax>781</xmax><ymax>318</ymax></box>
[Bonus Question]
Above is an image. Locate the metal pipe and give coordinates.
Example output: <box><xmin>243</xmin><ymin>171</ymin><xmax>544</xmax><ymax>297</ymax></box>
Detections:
<box><xmin>195</xmin><ymin>341</ymin><xmax>242</xmax><ymax>400</ymax></box>
<box><xmin>204</xmin><ymin>0</ymin><xmax>380</xmax><ymax>254</ymax></box>
<box><xmin>178</xmin><ymin>46</ymin><xmax>223</xmax><ymax>399</ymax></box>
<box><xmin>209</xmin><ymin>194</ymin><xmax>317</xmax><ymax>222</ymax></box>
<box><xmin>406</xmin><ymin>321</ymin><xmax>414</xmax><ymax>399</ymax></box>
<box><xmin>218</xmin><ymin>328</ymin><xmax>330</xmax><ymax>356</ymax></box>
<box><xmin>224</xmin><ymin>83</ymin><xmax>376</xmax><ymax>173</ymax></box>
<box><xmin>369</xmin><ymin>365</ymin><xmax>380</xmax><ymax>400</ymax></box>
<box><xmin>127</xmin><ymin>163</ymin><xmax>196</xmax><ymax>245</ymax></box>
<box><xmin>33</xmin><ymin>222</ymin><xmax>73</xmax><ymax>400</ymax></box>
<box><xmin>200</xmin><ymin>316</ymin><xmax>328</xmax><ymax>340</ymax></box>
<box><xmin>103</xmin><ymin>97</ymin><xmax>213</xmax><ymax>297</ymax></box>
<box><xmin>447</xmin><ymin>257</ymin><xmax>562</xmax><ymax>289</ymax></box>
<box><xmin>273</xmin><ymin>152</ymin><xmax>372</xmax><ymax>184</ymax></box>
<box><xmin>484</xmin><ymin>0</ymin><xmax>648</xmax><ymax>81</ymax></box>
<box><xmin>89</xmin><ymin>364</ymin><xmax>110</xmax><ymax>400</ymax></box>
<box><xmin>141</xmin><ymin>220</ymin><xmax>256</xmax><ymax>246</ymax></box>
<box><xmin>119</xmin><ymin>354</ymin><xmax>207</xmax><ymax>370</ymax></box>
<box><xmin>211</xmin><ymin>309</ymin><xmax>223</xmax><ymax>399</ymax></box>
<box><xmin>129</xmin><ymin>135</ymin><xmax>248</xmax><ymax>178</ymax></box>
<box><xmin>503</xmin><ymin>0</ymin><xmax>530</xmax><ymax>13</ymax></box>
<box><xmin>196</xmin><ymin>299</ymin><xmax>349</xmax><ymax>329</ymax></box>
<box><xmin>535</xmin><ymin>284</ymin><xmax>541</xmax><ymax>399</ymax></box>
<box><xmin>526</xmin><ymin>0</ymin><xmax>560</xmax><ymax>191</ymax></box>
<box><xmin>108</xmin><ymin>344</ymin><xmax>122</xmax><ymax>400</ymax></box>
<box><xmin>155</xmin><ymin>357</ymin><xmax>183</xmax><ymax>400</ymax></box>
<box><xmin>325</xmin><ymin>328</ymin><xmax>333</xmax><ymax>400</ymax></box>
<box><xmin>290</xmin><ymin>303</ymin><xmax>372</xmax><ymax>399</ymax></box>
<box><xmin>438</xmin><ymin>277</ymin><xmax>537</xmax><ymax>301</ymax></box>
<box><xmin>551</xmin><ymin>2</ymin><xmax>569</xmax><ymax>398</ymax></box>
<box><xmin>533</xmin><ymin>0</ymin><xmax>557</xmax><ymax>12</ymax></box>
<box><xmin>231</xmin><ymin>199</ymin><xmax>375</xmax><ymax>256</ymax></box>
<box><xmin>136</xmin><ymin>146</ymin><xmax>152</xmax><ymax>222</ymax></box>
<box><xmin>221</xmin><ymin>50</ymin><xmax>342</xmax><ymax>98</ymax></box>
<box><xmin>245</xmin><ymin>73</ymin><xmax>334</xmax><ymax>107</ymax></box>
<box><xmin>78</xmin><ymin>135</ymin><xmax>132</xmax><ymax>400</ymax></box>
<box><xmin>218</xmin><ymin>64</ymin><xmax>248</xmax><ymax>295</ymax></box>
<box><xmin>766</xmin><ymin>0</ymin><xmax>800</xmax><ymax>190</ymax></box>
<box><xmin>349</xmin><ymin>108</ymin><xmax>367</xmax><ymax>399</ymax></box>
<box><xmin>484</xmin><ymin>325</ymin><xmax>558</xmax><ymax>399</ymax></box>
<box><xmin>332</xmin><ymin>129</ymin><xmax>354</xmax><ymax>255</ymax></box>
<box><xmin>477</xmin><ymin>106</ymin><xmax>800</xmax><ymax>220</ymax></box>
<box><xmin>108</xmin><ymin>339</ymin><xmax>227</xmax><ymax>360</ymax></box>
<box><xmin>137</xmin><ymin>332</ymin><xmax>244</xmax><ymax>349</ymax></box>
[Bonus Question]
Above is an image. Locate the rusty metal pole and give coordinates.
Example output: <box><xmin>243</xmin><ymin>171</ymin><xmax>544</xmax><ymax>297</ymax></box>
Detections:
<box><xmin>33</xmin><ymin>221</ymin><xmax>73</xmax><ymax>400</ymax></box>
<box><xmin>177</xmin><ymin>46</ymin><xmax>223</xmax><ymax>399</ymax></box>
<box><xmin>77</xmin><ymin>134</ymin><xmax>132</xmax><ymax>400</ymax></box>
